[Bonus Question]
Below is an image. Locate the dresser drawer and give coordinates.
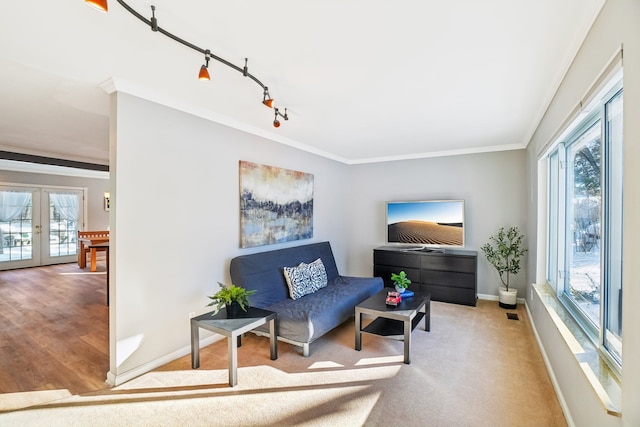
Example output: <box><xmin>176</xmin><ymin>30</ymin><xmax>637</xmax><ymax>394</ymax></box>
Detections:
<box><xmin>420</xmin><ymin>255</ymin><xmax>476</xmax><ymax>273</ymax></box>
<box><xmin>421</xmin><ymin>269</ymin><xmax>476</xmax><ymax>289</ymax></box>
<box><xmin>373</xmin><ymin>250</ymin><xmax>420</xmax><ymax>269</ymax></box>
<box><xmin>425</xmin><ymin>284</ymin><xmax>477</xmax><ymax>306</ymax></box>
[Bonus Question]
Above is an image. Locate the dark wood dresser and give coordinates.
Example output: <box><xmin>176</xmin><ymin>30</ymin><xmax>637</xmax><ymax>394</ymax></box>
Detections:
<box><xmin>373</xmin><ymin>246</ymin><xmax>478</xmax><ymax>306</ymax></box>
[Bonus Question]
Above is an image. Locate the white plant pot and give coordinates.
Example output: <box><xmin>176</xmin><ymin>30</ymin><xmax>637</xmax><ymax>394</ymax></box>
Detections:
<box><xmin>498</xmin><ymin>286</ymin><xmax>518</xmax><ymax>309</ymax></box>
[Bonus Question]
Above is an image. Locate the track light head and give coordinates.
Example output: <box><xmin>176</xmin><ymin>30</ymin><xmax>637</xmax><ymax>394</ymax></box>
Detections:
<box><xmin>199</xmin><ymin>50</ymin><xmax>211</xmax><ymax>81</ymax></box>
<box><xmin>199</xmin><ymin>65</ymin><xmax>210</xmax><ymax>81</ymax></box>
<box><xmin>85</xmin><ymin>0</ymin><xmax>108</xmax><ymax>12</ymax></box>
<box><xmin>273</xmin><ymin>108</ymin><xmax>281</xmax><ymax>127</ymax></box>
<box><xmin>262</xmin><ymin>87</ymin><xmax>274</xmax><ymax>108</ymax></box>
<box><xmin>273</xmin><ymin>107</ymin><xmax>289</xmax><ymax>127</ymax></box>
<box><xmin>150</xmin><ymin>5</ymin><xmax>158</xmax><ymax>32</ymax></box>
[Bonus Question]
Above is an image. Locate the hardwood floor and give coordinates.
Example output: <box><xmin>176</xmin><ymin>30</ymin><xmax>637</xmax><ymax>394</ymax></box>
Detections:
<box><xmin>0</xmin><ymin>262</ymin><xmax>109</xmax><ymax>395</ymax></box>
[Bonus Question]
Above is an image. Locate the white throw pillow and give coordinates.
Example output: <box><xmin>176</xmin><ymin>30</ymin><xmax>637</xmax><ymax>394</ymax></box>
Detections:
<box><xmin>283</xmin><ymin>258</ymin><xmax>328</xmax><ymax>300</ymax></box>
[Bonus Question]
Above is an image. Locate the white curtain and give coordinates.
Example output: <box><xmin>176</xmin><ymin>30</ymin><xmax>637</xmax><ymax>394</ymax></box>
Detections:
<box><xmin>0</xmin><ymin>191</ymin><xmax>31</xmax><ymax>254</ymax></box>
<box><xmin>0</xmin><ymin>191</ymin><xmax>31</xmax><ymax>221</ymax></box>
<box><xmin>50</xmin><ymin>193</ymin><xmax>79</xmax><ymax>221</ymax></box>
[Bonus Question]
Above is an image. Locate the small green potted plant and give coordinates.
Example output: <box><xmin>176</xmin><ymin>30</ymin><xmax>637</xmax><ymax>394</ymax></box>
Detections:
<box><xmin>207</xmin><ymin>282</ymin><xmax>256</xmax><ymax>318</ymax></box>
<box><xmin>390</xmin><ymin>271</ymin><xmax>411</xmax><ymax>294</ymax></box>
<box><xmin>480</xmin><ymin>226</ymin><xmax>527</xmax><ymax>309</ymax></box>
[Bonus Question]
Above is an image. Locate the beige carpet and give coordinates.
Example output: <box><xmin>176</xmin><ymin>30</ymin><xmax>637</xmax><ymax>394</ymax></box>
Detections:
<box><xmin>0</xmin><ymin>300</ymin><xmax>566</xmax><ymax>427</ymax></box>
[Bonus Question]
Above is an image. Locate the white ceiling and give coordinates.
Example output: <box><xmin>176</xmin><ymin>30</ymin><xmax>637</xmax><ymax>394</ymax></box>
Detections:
<box><xmin>0</xmin><ymin>1</ymin><xmax>604</xmax><ymax>166</ymax></box>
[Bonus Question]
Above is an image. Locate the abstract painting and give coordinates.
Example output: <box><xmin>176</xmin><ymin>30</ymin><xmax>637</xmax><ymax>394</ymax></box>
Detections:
<box><xmin>239</xmin><ymin>161</ymin><xmax>314</xmax><ymax>248</ymax></box>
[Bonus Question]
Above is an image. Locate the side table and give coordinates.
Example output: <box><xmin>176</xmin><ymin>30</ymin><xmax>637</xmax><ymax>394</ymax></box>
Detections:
<box><xmin>191</xmin><ymin>306</ymin><xmax>277</xmax><ymax>387</ymax></box>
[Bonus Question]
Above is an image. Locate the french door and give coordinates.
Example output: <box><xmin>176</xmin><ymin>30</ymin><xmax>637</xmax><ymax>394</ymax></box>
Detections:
<box><xmin>0</xmin><ymin>184</ymin><xmax>85</xmax><ymax>270</ymax></box>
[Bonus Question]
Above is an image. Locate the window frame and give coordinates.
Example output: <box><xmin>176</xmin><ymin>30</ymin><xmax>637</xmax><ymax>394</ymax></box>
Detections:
<box><xmin>545</xmin><ymin>77</ymin><xmax>623</xmax><ymax>376</ymax></box>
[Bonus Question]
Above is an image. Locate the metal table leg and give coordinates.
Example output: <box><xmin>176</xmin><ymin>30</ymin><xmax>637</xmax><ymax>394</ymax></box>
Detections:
<box><xmin>228</xmin><ymin>333</ymin><xmax>239</xmax><ymax>387</ymax></box>
<box><xmin>191</xmin><ymin>321</ymin><xmax>200</xmax><ymax>369</ymax></box>
<box><xmin>403</xmin><ymin>318</ymin><xmax>411</xmax><ymax>364</ymax></box>
<box><xmin>269</xmin><ymin>317</ymin><xmax>278</xmax><ymax>360</ymax></box>
<box><xmin>355</xmin><ymin>310</ymin><xmax>362</xmax><ymax>351</ymax></box>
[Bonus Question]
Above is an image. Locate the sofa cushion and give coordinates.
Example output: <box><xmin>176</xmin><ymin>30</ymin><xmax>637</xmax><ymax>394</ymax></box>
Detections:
<box><xmin>283</xmin><ymin>258</ymin><xmax>328</xmax><ymax>300</ymax></box>
<box><xmin>256</xmin><ymin>275</ymin><xmax>383</xmax><ymax>344</ymax></box>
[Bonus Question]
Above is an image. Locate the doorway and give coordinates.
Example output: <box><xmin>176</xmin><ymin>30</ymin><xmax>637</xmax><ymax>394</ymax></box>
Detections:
<box><xmin>0</xmin><ymin>184</ymin><xmax>86</xmax><ymax>270</ymax></box>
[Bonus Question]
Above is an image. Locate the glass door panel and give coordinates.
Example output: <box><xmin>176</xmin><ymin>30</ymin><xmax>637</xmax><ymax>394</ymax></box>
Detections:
<box><xmin>41</xmin><ymin>190</ymin><xmax>82</xmax><ymax>265</ymax></box>
<box><xmin>0</xmin><ymin>186</ymin><xmax>40</xmax><ymax>270</ymax></box>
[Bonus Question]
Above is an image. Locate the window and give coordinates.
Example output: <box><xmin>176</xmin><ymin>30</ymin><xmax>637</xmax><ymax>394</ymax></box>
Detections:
<box><xmin>546</xmin><ymin>73</ymin><xmax>623</xmax><ymax>372</ymax></box>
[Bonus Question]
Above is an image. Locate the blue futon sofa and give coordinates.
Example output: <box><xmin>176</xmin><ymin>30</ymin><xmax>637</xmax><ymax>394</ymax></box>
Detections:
<box><xmin>230</xmin><ymin>241</ymin><xmax>383</xmax><ymax>356</ymax></box>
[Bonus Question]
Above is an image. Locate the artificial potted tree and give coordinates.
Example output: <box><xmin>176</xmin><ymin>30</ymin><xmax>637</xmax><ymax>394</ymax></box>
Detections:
<box><xmin>207</xmin><ymin>282</ymin><xmax>256</xmax><ymax>318</ymax></box>
<box><xmin>480</xmin><ymin>226</ymin><xmax>527</xmax><ymax>309</ymax></box>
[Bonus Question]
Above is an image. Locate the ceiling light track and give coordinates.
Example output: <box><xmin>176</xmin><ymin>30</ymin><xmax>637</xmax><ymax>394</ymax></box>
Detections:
<box><xmin>86</xmin><ymin>0</ymin><xmax>289</xmax><ymax>127</ymax></box>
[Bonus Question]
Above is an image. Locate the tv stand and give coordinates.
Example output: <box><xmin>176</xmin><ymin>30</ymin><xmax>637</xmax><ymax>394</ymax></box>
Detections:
<box><xmin>374</xmin><ymin>246</ymin><xmax>477</xmax><ymax>306</ymax></box>
<box><xmin>415</xmin><ymin>247</ymin><xmax>445</xmax><ymax>254</ymax></box>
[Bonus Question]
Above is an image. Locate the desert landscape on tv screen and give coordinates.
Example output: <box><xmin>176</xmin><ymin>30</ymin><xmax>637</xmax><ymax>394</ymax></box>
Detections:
<box><xmin>387</xmin><ymin>221</ymin><xmax>463</xmax><ymax>245</ymax></box>
<box><xmin>387</xmin><ymin>201</ymin><xmax>464</xmax><ymax>246</ymax></box>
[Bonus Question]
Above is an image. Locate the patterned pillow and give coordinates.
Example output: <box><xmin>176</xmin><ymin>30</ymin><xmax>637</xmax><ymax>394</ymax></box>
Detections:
<box><xmin>283</xmin><ymin>258</ymin><xmax>328</xmax><ymax>300</ymax></box>
<box><xmin>307</xmin><ymin>258</ymin><xmax>328</xmax><ymax>291</ymax></box>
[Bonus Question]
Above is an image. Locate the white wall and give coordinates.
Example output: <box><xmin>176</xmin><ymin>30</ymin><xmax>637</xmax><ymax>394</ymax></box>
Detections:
<box><xmin>109</xmin><ymin>93</ymin><xmax>350</xmax><ymax>382</ymax></box>
<box><xmin>526</xmin><ymin>0</ymin><xmax>639</xmax><ymax>425</ymax></box>
<box><xmin>346</xmin><ymin>150</ymin><xmax>527</xmax><ymax>297</ymax></box>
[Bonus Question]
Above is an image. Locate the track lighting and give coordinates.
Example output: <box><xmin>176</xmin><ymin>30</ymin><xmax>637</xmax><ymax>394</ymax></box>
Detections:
<box><xmin>85</xmin><ymin>0</ymin><xmax>108</xmax><ymax>12</ymax></box>
<box><xmin>273</xmin><ymin>108</ymin><xmax>288</xmax><ymax>128</ymax></box>
<box><xmin>84</xmin><ymin>0</ymin><xmax>290</xmax><ymax>127</ymax></box>
<box><xmin>199</xmin><ymin>50</ymin><xmax>211</xmax><ymax>81</ymax></box>
<box><xmin>263</xmin><ymin>87</ymin><xmax>274</xmax><ymax>108</ymax></box>
<box><xmin>150</xmin><ymin>5</ymin><xmax>158</xmax><ymax>32</ymax></box>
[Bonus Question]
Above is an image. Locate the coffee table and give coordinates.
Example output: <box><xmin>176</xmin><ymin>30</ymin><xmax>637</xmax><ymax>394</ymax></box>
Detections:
<box><xmin>191</xmin><ymin>306</ymin><xmax>277</xmax><ymax>387</ymax></box>
<box><xmin>355</xmin><ymin>288</ymin><xmax>430</xmax><ymax>364</ymax></box>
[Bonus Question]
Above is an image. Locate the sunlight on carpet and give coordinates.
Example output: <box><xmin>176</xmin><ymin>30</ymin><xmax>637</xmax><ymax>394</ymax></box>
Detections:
<box><xmin>355</xmin><ymin>355</ymin><xmax>404</xmax><ymax>366</ymax></box>
<box><xmin>308</xmin><ymin>360</ymin><xmax>344</xmax><ymax>369</ymax></box>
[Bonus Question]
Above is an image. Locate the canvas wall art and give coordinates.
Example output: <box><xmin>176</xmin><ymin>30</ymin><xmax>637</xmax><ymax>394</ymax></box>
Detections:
<box><xmin>239</xmin><ymin>161</ymin><xmax>314</xmax><ymax>248</ymax></box>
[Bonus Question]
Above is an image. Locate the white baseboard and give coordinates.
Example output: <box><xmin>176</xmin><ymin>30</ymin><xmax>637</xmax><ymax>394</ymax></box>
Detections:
<box><xmin>106</xmin><ymin>334</ymin><xmax>224</xmax><ymax>387</ymax></box>
<box><xmin>477</xmin><ymin>293</ymin><xmax>526</xmax><ymax>305</ymax></box>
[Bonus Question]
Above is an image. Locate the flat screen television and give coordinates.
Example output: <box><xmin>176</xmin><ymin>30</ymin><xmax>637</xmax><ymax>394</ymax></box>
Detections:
<box><xmin>386</xmin><ymin>200</ymin><xmax>465</xmax><ymax>248</ymax></box>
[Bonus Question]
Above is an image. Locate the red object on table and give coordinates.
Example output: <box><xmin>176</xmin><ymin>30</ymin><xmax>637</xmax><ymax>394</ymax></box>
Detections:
<box><xmin>385</xmin><ymin>291</ymin><xmax>402</xmax><ymax>306</ymax></box>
